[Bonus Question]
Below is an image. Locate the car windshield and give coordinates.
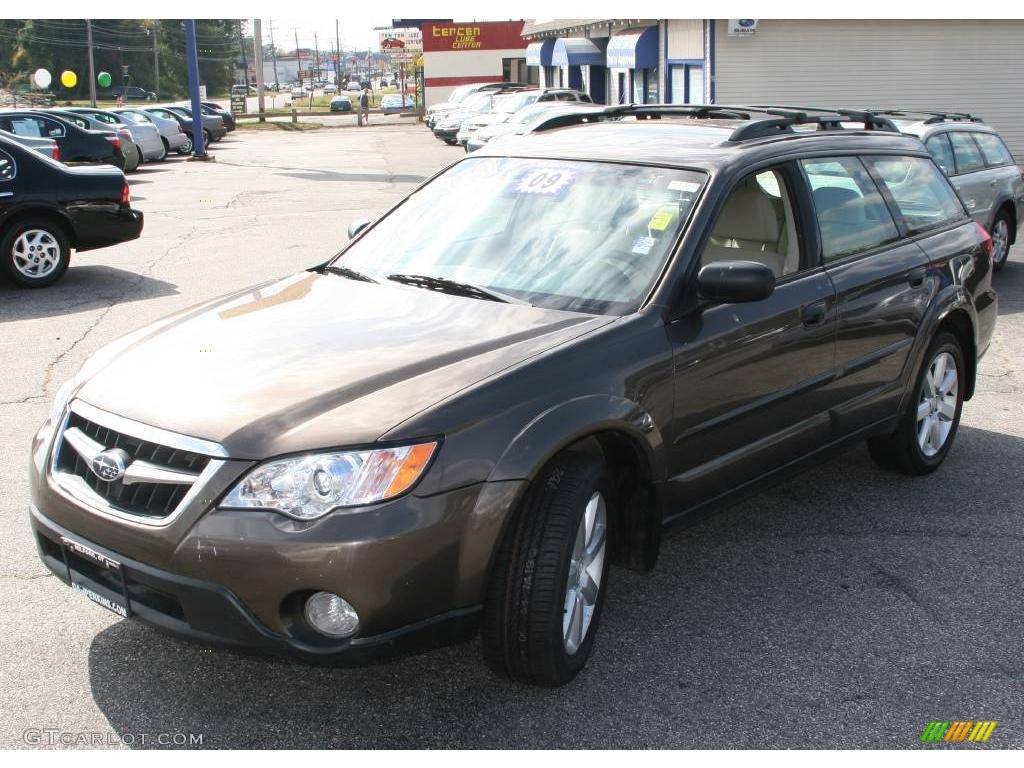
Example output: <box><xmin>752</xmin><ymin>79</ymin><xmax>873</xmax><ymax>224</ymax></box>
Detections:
<box><xmin>458</xmin><ymin>93</ymin><xmax>494</xmax><ymax>113</ymax></box>
<box><xmin>331</xmin><ymin>157</ymin><xmax>707</xmax><ymax>315</ymax></box>
<box><xmin>117</xmin><ymin>111</ymin><xmax>149</xmax><ymax>125</ymax></box>
<box><xmin>512</xmin><ymin>104</ymin><xmax>569</xmax><ymax>125</ymax></box>
<box><xmin>449</xmin><ymin>85</ymin><xmax>478</xmax><ymax>103</ymax></box>
<box><xmin>496</xmin><ymin>92</ymin><xmax>539</xmax><ymax>114</ymax></box>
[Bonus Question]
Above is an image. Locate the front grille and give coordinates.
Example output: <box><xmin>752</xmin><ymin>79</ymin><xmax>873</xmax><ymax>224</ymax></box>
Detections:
<box><xmin>55</xmin><ymin>411</ymin><xmax>211</xmax><ymax>519</ymax></box>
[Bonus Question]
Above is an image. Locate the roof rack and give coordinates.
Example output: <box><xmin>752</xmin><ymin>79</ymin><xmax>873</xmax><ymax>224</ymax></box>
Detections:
<box><xmin>529</xmin><ymin>103</ymin><xmax>900</xmax><ymax>141</ymax></box>
<box><xmin>861</xmin><ymin>109</ymin><xmax>983</xmax><ymax>125</ymax></box>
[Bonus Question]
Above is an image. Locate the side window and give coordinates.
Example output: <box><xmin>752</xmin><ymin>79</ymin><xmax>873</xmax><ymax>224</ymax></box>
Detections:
<box><xmin>42</xmin><ymin>118</ymin><xmax>66</xmax><ymax>137</ymax></box>
<box><xmin>0</xmin><ymin>149</ymin><xmax>15</xmax><ymax>181</ymax></box>
<box><xmin>801</xmin><ymin>157</ymin><xmax>900</xmax><ymax>261</ymax></box>
<box><xmin>7</xmin><ymin>117</ymin><xmax>43</xmax><ymax>137</ymax></box>
<box><xmin>556</xmin><ymin>92</ymin><xmax>575</xmax><ymax>101</ymax></box>
<box><xmin>973</xmin><ymin>132</ymin><xmax>1014</xmax><ymax>167</ymax></box>
<box><xmin>700</xmin><ymin>167</ymin><xmax>802</xmax><ymax>278</ymax></box>
<box><xmin>947</xmin><ymin>132</ymin><xmax>985</xmax><ymax>174</ymax></box>
<box><xmin>864</xmin><ymin>156</ymin><xmax>966</xmax><ymax>235</ymax></box>
<box><xmin>925</xmin><ymin>134</ymin><xmax>956</xmax><ymax>176</ymax></box>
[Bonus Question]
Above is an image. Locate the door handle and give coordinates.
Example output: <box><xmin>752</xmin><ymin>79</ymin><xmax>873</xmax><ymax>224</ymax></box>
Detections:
<box><xmin>801</xmin><ymin>301</ymin><xmax>828</xmax><ymax>327</ymax></box>
<box><xmin>907</xmin><ymin>267</ymin><xmax>927</xmax><ymax>288</ymax></box>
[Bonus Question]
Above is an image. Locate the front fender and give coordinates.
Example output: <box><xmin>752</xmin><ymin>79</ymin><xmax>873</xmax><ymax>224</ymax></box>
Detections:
<box><xmin>488</xmin><ymin>393</ymin><xmax>665</xmax><ymax>484</ymax></box>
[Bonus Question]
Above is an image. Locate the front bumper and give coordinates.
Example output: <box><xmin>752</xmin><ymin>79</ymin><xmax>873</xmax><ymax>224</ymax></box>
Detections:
<box><xmin>433</xmin><ymin>127</ymin><xmax>460</xmax><ymax>142</ymax></box>
<box><xmin>29</xmin><ymin>417</ymin><xmax>524</xmax><ymax>659</ymax></box>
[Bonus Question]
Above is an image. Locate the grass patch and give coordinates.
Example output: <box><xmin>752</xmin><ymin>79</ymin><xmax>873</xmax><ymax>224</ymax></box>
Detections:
<box><xmin>235</xmin><ymin>120</ymin><xmax>324</xmax><ymax>131</ymax></box>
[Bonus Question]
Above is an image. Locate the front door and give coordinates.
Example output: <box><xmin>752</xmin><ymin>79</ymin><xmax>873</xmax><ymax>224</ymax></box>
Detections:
<box><xmin>666</xmin><ymin>164</ymin><xmax>837</xmax><ymax>514</ymax></box>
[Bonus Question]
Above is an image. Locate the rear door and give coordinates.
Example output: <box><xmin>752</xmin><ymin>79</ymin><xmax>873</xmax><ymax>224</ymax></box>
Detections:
<box><xmin>801</xmin><ymin>155</ymin><xmax>930</xmax><ymax>435</ymax></box>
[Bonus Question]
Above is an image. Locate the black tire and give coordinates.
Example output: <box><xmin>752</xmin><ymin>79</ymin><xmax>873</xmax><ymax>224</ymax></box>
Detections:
<box><xmin>868</xmin><ymin>331</ymin><xmax>965</xmax><ymax>475</ymax></box>
<box><xmin>134</xmin><ymin>144</ymin><xmax>144</xmax><ymax>167</ymax></box>
<box><xmin>156</xmin><ymin>139</ymin><xmax>168</xmax><ymax>161</ymax></box>
<box><xmin>178</xmin><ymin>135</ymin><xmax>193</xmax><ymax>155</ymax></box>
<box><xmin>202</xmin><ymin>129</ymin><xmax>211</xmax><ymax>147</ymax></box>
<box><xmin>1</xmin><ymin>218</ymin><xmax>71</xmax><ymax>288</ymax></box>
<box><xmin>991</xmin><ymin>209</ymin><xmax>1012</xmax><ymax>272</ymax></box>
<box><xmin>482</xmin><ymin>450</ymin><xmax>611</xmax><ymax>686</ymax></box>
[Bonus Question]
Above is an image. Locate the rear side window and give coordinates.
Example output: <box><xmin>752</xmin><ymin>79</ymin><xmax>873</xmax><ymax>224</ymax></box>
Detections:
<box><xmin>801</xmin><ymin>157</ymin><xmax>900</xmax><ymax>261</ymax></box>
<box><xmin>925</xmin><ymin>134</ymin><xmax>956</xmax><ymax>176</ymax></box>
<box><xmin>947</xmin><ymin>132</ymin><xmax>985</xmax><ymax>174</ymax></box>
<box><xmin>973</xmin><ymin>132</ymin><xmax>1014</xmax><ymax>167</ymax></box>
<box><xmin>864</xmin><ymin>156</ymin><xmax>966</xmax><ymax>235</ymax></box>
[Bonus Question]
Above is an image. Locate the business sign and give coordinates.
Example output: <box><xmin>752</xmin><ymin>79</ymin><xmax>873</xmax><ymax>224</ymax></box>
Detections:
<box><xmin>728</xmin><ymin>19</ymin><xmax>758</xmax><ymax>36</ymax></box>
<box><xmin>422</xmin><ymin>21</ymin><xmax>525</xmax><ymax>52</ymax></box>
<box><xmin>381</xmin><ymin>37</ymin><xmax>405</xmax><ymax>49</ymax></box>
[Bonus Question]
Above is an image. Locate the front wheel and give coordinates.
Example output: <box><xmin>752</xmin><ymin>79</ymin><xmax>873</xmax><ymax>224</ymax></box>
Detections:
<box><xmin>482</xmin><ymin>450</ymin><xmax>611</xmax><ymax>686</ymax></box>
<box><xmin>1</xmin><ymin>219</ymin><xmax>71</xmax><ymax>288</ymax></box>
<box><xmin>202</xmin><ymin>129</ymin><xmax>211</xmax><ymax>147</ymax></box>
<box><xmin>868</xmin><ymin>331</ymin><xmax>964</xmax><ymax>474</ymax></box>
<box><xmin>991</xmin><ymin>210</ymin><xmax>1012</xmax><ymax>271</ymax></box>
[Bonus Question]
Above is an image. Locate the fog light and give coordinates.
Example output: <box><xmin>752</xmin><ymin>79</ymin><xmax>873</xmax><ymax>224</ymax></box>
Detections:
<box><xmin>304</xmin><ymin>592</ymin><xmax>359</xmax><ymax>638</ymax></box>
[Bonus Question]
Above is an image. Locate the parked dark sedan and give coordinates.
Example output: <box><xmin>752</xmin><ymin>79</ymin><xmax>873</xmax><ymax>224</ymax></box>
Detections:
<box><xmin>0</xmin><ymin>133</ymin><xmax>142</xmax><ymax>287</ymax></box>
<box><xmin>163</xmin><ymin>105</ymin><xmax>227</xmax><ymax>144</ymax></box>
<box><xmin>0</xmin><ymin>110</ymin><xmax>122</xmax><ymax>168</ymax></box>
<box><xmin>200</xmin><ymin>102</ymin><xmax>236</xmax><ymax>132</ymax></box>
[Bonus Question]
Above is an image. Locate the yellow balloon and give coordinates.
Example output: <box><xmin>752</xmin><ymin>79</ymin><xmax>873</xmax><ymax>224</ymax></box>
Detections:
<box><xmin>60</xmin><ymin>70</ymin><xmax>77</xmax><ymax>88</ymax></box>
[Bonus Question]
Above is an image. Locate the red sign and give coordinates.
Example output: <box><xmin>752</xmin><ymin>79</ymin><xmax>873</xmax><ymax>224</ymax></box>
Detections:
<box><xmin>421</xmin><ymin>20</ymin><xmax>525</xmax><ymax>52</ymax></box>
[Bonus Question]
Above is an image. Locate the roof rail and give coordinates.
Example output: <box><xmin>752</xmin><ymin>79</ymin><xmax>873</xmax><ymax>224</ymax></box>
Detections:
<box><xmin>862</xmin><ymin>108</ymin><xmax>983</xmax><ymax>125</ymax></box>
<box><xmin>529</xmin><ymin>103</ymin><xmax>900</xmax><ymax>141</ymax></box>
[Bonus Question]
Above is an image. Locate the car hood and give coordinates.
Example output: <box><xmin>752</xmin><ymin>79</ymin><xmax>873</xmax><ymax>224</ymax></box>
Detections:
<box><xmin>464</xmin><ymin>113</ymin><xmax>509</xmax><ymax>127</ymax></box>
<box><xmin>76</xmin><ymin>272</ymin><xmax>612</xmax><ymax>459</ymax></box>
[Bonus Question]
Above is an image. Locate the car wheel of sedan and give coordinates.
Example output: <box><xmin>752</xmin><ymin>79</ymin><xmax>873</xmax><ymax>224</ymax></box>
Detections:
<box><xmin>1</xmin><ymin>220</ymin><xmax>71</xmax><ymax>288</ymax></box>
<box><xmin>178</xmin><ymin>136</ymin><xmax>193</xmax><ymax>155</ymax></box>
<box><xmin>202</xmin><ymin>129</ymin><xmax>212</xmax><ymax>147</ymax></box>
<box><xmin>990</xmin><ymin>211</ymin><xmax>1012</xmax><ymax>271</ymax></box>
<box><xmin>868</xmin><ymin>331</ymin><xmax>964</xmax><ymax>475</ymax></box>
<box><xmin>155</xmin><ymin>140</ymin><xmax>168</xmax><ymax>161</ymax></box>
<box><xmin>482</xmin><ymin>450</ymin><xmax>611</xmax><ymax>686</ymax></box>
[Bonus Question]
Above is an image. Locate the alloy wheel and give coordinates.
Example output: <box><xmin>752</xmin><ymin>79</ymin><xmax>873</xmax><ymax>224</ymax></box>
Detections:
<box><xmin>563</xmin><ymin>491</ymin><xmax>607</xmax><ymax>654</ymax></box>
<box><xmin>916</xmin><ymin>351</ymin><xmax>958</xmax><ymax>457</ymax></box>
<box><xmin>12</xmin><ymin>229</ymin><xmax>61</xmax><ymax>278</ymax></box>
<box><xmin>992</xmin><ymin>218</ymin><xmax>1010</xmax><ymax>264</ymax></box>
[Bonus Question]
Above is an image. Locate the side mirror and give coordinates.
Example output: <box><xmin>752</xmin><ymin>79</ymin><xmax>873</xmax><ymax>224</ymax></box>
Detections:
<box><xmin>347</xmin><ymin>218</ymin><xmax>371</xmax><ymax>239</ymax></box>
<box><xmin>697</xmin><ymin>260</ymin><xmax>775</xmax><ymax>303</ymax></box>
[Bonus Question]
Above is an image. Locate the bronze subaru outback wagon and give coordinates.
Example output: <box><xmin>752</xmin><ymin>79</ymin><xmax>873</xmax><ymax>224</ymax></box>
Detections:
<box><xmin>30</xmin><ymin>105</ymin><xmax>997</xmax><ymax>686</ymax></box>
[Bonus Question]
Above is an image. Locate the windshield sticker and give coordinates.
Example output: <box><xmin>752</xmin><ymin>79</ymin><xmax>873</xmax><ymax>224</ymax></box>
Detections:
<box><xmin>648</xmin><ymin>209</ymin><xmax>675</xmax><ymax>232</ymax></box>
<box><xmin>631</xmin><ymin>235</ymin><xmax>656</xmax><ymax>255</ymax></box>
<box><xmin>509</xmin><ymin>168</ymin><xmax>578</xmax><ymax>197</ymax></box>
<box><xmin>668</xmin><ymin>180</ymin><xmax>701</xmax><ymax>193</ymax></box>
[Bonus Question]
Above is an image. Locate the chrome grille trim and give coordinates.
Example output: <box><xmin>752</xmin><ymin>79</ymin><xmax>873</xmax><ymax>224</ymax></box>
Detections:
<box><xmin>69</xmin><ymin>399</ymin><xmax>229</xmax><ymax>458</ymax></box>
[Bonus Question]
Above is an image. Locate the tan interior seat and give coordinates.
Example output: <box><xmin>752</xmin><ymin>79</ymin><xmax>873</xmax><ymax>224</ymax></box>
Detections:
<box><xmin>701</xmin><ymin>180</ymin><xmax>787</xmax><ymax>277</ymax></box>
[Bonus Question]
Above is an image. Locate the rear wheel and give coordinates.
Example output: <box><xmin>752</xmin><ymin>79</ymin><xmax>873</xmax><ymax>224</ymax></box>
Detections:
<box><xmin>202</xmin><ymin>129</ymin><xmax>211</xmax><ymax>147</ymax></box>
<box><xmin>868</xmin><ymin>331</ymin><xmax>964</xmax><ymax>474</ymax></box>
<box><xmin>1</xmin><ymin>219</ymin><xmax>71</xmax><ymax>288</ymax></box>
<box><xmin>482</xmin><ymin>450</ymin><xmax>611</xmax><ymax>686</ymax></box>
<box><xmin>178</xmin><ymin>135</ymin><xmax>193</xmax><ymax>155</ymax></box>
<box><xmin>991</xmin><ymin>210</ymin><xmax>1012</xmax><ymax>271</ymax></box>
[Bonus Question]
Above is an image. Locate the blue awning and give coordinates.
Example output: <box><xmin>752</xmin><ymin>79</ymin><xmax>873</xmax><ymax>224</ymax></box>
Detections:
<box><xmin>605</xmin><ymin>27</ymin><xmax>658</xmax><ymax>70</ymax></box>
<box><xmin>526</xmin><ymin>39</ymin><xmax>555</xmax><ymax>67</ymax></box>
<box><xmin>551</xmin><ymin>37</ymin><xmax>605</xmax><ymax>67</ymax></box>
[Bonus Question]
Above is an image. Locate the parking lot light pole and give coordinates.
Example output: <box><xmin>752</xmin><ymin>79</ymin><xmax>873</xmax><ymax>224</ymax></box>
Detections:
<box><xmin>184</xmin><ymin>20</ymin><xmax>212</xmax><ymax>161</ymax></box>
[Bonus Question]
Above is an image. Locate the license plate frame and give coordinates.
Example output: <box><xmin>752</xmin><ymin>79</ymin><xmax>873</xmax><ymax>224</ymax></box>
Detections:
<box><xmin>59</xmin><ymin>535</ymin><xmax>131</xmax><ymax>618</ymax></box>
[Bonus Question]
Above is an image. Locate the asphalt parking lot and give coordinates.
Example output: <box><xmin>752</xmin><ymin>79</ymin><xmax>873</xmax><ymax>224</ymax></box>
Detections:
<box><xmin>1</xmin><ymin>123</ymin><xmax>1022</xmax><ymax>749</ymax></box>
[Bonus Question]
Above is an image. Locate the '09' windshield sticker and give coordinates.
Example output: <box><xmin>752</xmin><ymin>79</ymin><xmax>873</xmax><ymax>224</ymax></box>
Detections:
<box><xmin>509</xmin><ymin>168</ymin><xmax>578</xmax><ymax>197</ymax></box>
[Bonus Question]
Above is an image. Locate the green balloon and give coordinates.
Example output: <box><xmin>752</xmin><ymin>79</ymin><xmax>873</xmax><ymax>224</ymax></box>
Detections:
<box><xmin>97</xmin><ymin>71</ymin><xmax>112</xmax><ymax>88</ymax></box>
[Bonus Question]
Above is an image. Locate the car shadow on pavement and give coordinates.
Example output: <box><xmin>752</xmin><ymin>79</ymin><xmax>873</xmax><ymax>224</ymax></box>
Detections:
<box><xmin>86</xmin><ymin>425</ymin><xmax>1024</xmax><ymax>748</ymax></box>
<box><xmin>995</xmin><ymin>258</ymin><xmax>1023</xmax><ymax>316</ymax></box>
<box><xmin>0</xmin><ymin>266</ymin><xmax>178</xmax><ymax>322</ymax></box>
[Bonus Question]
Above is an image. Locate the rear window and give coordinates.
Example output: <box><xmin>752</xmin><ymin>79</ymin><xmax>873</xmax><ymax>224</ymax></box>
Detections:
<box><xmin>973</xmin><ymin>132</ymin><xmax>1014</xmax><ymax>167</ymax></box>
<box><xmin>865</xmin><ymin>156</ymin><xmax>966</xmax><ymax>235</ymax></box>
<box><xmin>947</xmin><ymin>132</ymin><xmax>985</xmax><ymax>174</ymax></box>
<box><xmin>801</xmin><ymin>157</ymin><xmax>900</xmax><ymax>261</ymax></box>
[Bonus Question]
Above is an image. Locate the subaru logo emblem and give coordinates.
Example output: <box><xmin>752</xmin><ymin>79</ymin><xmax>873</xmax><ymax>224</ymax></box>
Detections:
<box><xmin>90</xmin><ymin>449</ymin><xmax>130</xmax><ymax>482</ymax></box>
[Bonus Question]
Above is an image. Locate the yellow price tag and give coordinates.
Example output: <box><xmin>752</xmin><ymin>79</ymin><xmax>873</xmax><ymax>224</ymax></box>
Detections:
<box><xmin>649</xmin><ymin>209</ymin><xmax>674</xmax><ymax>231</ymax></box>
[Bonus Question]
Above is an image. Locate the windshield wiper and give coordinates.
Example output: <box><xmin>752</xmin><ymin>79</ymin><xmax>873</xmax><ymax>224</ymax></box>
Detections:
<box><xmin>323</xmin><ymin>264</ymin><xmax>378</xmax><ymax>283</ymax></box>
<box><xmin>386</xmin><ymin>274</ymin><xmax>529</xmax><ymax>305</ymax></box>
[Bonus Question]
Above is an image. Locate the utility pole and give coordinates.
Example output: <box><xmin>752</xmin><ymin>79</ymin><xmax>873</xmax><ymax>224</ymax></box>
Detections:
<box><xmin>335</xmin><ymin>19</ymin><xmax>341</xmax><ymax>87</ymax></box>
<box><xmin>269</xmin><ymin>20</ymin><xmax>279</xmax><ymax>88</ymax></box>
<box><xmin>314</xmin><ymin>32</ymin><xmax>320</xmax><ymax>83</ymax></box>
<box><xmin>86</xmin><ymin>20</ymin><xmax>97</xmax><ymax>107</ymax></box>
<box><xmin>152</xmin><ymin>22</ymin><xmax>160</xmax><ymax>99</ymax></box>
<box><xmin>184</xmin><ymin>20</ymin><xmax>210</xmax><ymax>160</ymax></box>
<box><xmin>295</xmin><ymin>29</ymin><xmax>302</xmax><ymax>90</ymax></box>
<box><xmin>238</xmin><ymin>20</ymin><xmax>248</xmax><ymax>85</ymax></box>
<box><xmin>254</xmin><ymin>19</ymin><xmax>265</xmax><ymax>122</ymax></box>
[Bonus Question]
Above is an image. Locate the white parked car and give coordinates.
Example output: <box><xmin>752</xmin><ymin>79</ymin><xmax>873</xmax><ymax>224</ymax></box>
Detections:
<box><xmin>324</xmin><ymin>84</ymin><xmax>338</xmax><ymax>94</ymax></box>
<box><xmin>345</xmin><ymin>81</ymin><xmax>361</xmax><ymax>91</ymax></box>
<box><xmin>291</xmin><ymin>87</ymin><xmax>304</xmax><ymax>99</ymax></box>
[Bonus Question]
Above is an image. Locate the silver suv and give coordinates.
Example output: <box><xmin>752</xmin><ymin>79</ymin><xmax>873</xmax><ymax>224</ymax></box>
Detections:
<box><xmin>885</xmin><ymin>111</ymin><xmax>1023</xmax><ymax>270</ymax></box>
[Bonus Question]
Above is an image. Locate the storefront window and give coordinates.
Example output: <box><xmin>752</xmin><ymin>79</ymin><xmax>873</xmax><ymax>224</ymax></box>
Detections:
<box><xmin>669</xmin><ymin>64</ymin><xmax>705</xmax><ymax>104</ymax></box>
<box><xmin>646</xmin><ymin>63</ymin><xmax>659</xmax><ymax>103</ymax></box>
<box><xmin>632</xmin><ymin>70</ymin><xmax>644</xmax><ymax>104</ymax></box>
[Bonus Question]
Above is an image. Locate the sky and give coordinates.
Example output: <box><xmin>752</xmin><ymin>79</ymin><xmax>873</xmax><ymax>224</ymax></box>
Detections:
<box><xmin>259</xmin><ymin>18</ymin><xmax>392</xmax><ymax>55</ymax></box>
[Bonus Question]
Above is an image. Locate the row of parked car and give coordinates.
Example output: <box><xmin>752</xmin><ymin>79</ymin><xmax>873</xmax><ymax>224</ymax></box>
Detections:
<box><xmin>0</xmin><ymin>100</ymin><xmax>237</xmax><ymax>288</ymax></box>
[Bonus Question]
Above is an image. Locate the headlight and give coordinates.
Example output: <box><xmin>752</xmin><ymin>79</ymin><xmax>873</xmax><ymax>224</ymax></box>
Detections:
<box><xmin>220</xmin><ymin>442</ymin><xmax>438</xmax><ymax>520</ymax></box>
